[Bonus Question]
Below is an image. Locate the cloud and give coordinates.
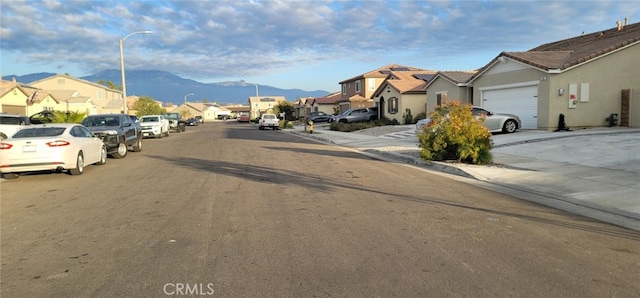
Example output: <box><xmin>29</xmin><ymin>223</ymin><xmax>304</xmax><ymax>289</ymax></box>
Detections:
<box><xmin>1</xmin><ymin>0</ymin><xmax>638</xmax><ymax>91</ymax></box>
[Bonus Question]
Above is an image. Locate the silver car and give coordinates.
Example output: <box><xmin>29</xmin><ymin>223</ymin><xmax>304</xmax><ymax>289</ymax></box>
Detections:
<box><xmin>415</xmin><ymin>106</ymin><xmax>521</xmax><ymax>134</ymax></box>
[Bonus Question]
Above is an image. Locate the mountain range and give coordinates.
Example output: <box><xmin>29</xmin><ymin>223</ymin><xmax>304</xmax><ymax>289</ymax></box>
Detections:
<box><xmin>3</xmin><ymin>70</ymin><xmax>331</xmax><ymax>105</ymax></box>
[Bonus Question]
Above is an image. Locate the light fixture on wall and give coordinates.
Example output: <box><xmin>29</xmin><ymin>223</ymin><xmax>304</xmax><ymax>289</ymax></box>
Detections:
<box><xmin>386</xmin><ymin>86</ymin><xmax>390</xmax><ymax>92</ymax></box>
<box><xmin>558</xmin><ymin>88</ymin><xmax>565</xmax><ymax>96</ymax></box>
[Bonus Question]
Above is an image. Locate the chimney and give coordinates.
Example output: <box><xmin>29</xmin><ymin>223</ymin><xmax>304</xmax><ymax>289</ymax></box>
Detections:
<box><xmin>625</xmin><ymin>17</ymin><xmax>628</xmax><ymax>26</ymax></box>
<box><xmin>616</xmin><ymin>20</ymin><xmax>622</xmax><ymax>31</ymax></box>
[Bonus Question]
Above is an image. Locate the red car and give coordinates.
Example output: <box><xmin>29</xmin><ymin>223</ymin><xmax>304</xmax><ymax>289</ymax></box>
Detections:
<box><xmin>237</xmin><ymin>114</ymin><xmax>250</xmax><ymax>122</ymax></box>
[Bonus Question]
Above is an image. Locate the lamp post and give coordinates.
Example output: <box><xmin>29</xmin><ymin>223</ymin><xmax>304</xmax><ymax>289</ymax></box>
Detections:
<box><xmin>120</xmin><ymin>30</ymin><xmax>153</xmax><ymax>114</ymax></box>
<box><xmin>184</xmin><ymin>93</ymin><xmax>194</xmax><ymax>106</ymax></box>
<box><xmin>249</xmin><ymin>82</ymin><xmax>258</xmax><ymax>118</ymax></box>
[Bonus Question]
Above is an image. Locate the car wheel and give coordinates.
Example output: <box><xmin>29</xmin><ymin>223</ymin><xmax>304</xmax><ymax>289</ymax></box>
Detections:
<box><xmin>2</xmin><ymin>173</ymin><xmax>19</xmax><ymax>179</ymax></box>
<box><xmin>69</xmin><ymin>152</ymin><xmax>84</xmax><ymax>175</ymax></box>
<box><xmin>97</xmin><ymin>146</ymin><xmax>107</xmax><ymax>165</ymax></box>
<box><xmin>113</xmin><ymin>140</ymin><xmax>128</xmax><ymax>159</ymax></box>
<box><xmin>132</xmin><ymin>137</ymin><xmax>142</xmax><ymax>152</ymax></box>
<box><xmin>502</xmin><ymin>119</ymin><xmax>518</xmax><ymax>133</ymax></box>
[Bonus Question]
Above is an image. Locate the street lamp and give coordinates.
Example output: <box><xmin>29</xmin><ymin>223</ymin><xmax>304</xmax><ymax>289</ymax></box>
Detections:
<box><xmin>249</xmin><ymin>82</ymin><xmax>258</xmax><ymax>118</ymax></box>
<box><xmin>184</xmin><ymin>93</ymin><xmax>194</xmax><ymax>105</ymax></box>
<box><xmin>120</xmin><ymin>30</ymin><xmax>153</xmax><ymax>114</ymax></box>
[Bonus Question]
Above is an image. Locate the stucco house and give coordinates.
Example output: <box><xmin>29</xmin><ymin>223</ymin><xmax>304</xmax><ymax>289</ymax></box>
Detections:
<box><xmin>29</xmin><ymin>74</ymin><xmax>123</xmax><ymax>114</ymax></box>
<box><xmin>248</xmin><ymin>96</ymin><xmax>287</xmax><ymax>119</ymax></box>
<box><xmin>309</xmin><ymin>92</ymin><xmax>342</xmax><ymax>117</ymax></box>
<box><xmin>467</xmin><ymin>20</ymin><xmax>640</xmax><ymax>130</ymax></box>
<box><xmin>371</xmin><ymin>69</ymin><xmax>436</xmax><ymax>123</ymax></box>
<box><xmin>0</xmin><ymin>79</ymin><xmax>86</xmax><ymax>116</ymax></box>
<box><xmin>424</xmin><ymin>71</ymin><xmax>476</xmax><ymax>113</ymax></box>
<box><xmin>339</xmin><ymin>64</ymin><xmax>430</xmax><ymax>114</ymax></box>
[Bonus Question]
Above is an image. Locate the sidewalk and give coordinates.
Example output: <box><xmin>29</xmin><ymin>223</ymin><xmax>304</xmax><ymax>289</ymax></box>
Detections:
<box><xmin>286</xmin><ymin>124</ymin><xmax>640</xmax><ymax>231</ymax></box>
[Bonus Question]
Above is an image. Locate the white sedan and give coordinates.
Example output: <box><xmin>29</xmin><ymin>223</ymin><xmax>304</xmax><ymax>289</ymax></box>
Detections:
<box><xmin>416</xmin><ymin>107</ymin><xmax>522</xmax><ymax>134</ymax></box>
<box><xmin>0</xmin><ymin>124</ymin><xmax>107</xmax><ymax>179</ymax></box>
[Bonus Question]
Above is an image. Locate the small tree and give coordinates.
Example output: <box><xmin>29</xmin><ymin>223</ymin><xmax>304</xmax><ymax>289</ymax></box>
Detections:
<box><xmin>133</xmin><ymin>96</ymin><xmax>166</xmax><ymax>116</ymax></box>
<box><xmin>273</xmin><ymin>101</ymin><xmax>295</xmax><ymax>120</ymax></box>
<box><xmin>417</xmin><ymin>101</ymin><xmax>493</xmax><ymax>164</ymax></box>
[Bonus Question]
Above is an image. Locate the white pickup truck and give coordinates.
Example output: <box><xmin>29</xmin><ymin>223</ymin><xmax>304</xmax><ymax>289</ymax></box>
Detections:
<box><xmin>258</xmin><ymin>114</ymin><xmax>280</xmax><ymax>130</ymax></box>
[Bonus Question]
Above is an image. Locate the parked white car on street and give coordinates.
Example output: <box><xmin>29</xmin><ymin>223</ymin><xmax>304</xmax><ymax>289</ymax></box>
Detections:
<box><xmin>139</xmin><ymin>115</ymin><xmax>170</xmax><ymax>138</ymax></box>
<box><xmin>0</xmin><ymin>124</ymin><xmax>107</xmax><ymax>179</ymax></box>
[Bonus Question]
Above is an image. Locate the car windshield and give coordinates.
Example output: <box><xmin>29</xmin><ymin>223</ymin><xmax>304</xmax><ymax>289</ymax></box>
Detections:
<box><xmin>12</xmin><ymin>127</ymin><xmax>66</xmax><ymax>138</ymax></box>
<box><xmin>263</xmin><ymin>114</ymin><xmax>276</xmax><ymax>119</ymax></box>
<box><xmin>164</xmin><ymin>114</ymin><xmax>178</xmax><ymax>119</ymax></box>
<box><xmin>141</xmin><ymin>117</ymin><xmax>159</xmax><ymax>122</ymax></box>
<box><xmin>82</xmin><ymin>116</ymin><xmax>119</xmax><ymax>127</ymax></box>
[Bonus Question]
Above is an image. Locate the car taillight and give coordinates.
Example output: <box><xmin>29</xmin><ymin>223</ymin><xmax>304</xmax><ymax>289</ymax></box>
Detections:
<box><xmin>0</xmin><ymin>143</ymin><xmax>13</xmax><ymax>149</ymax></box>
<box><xmin>46</xmin><ymin>140</ymin><xmax>70</xmax><ymax>147</ymax></box>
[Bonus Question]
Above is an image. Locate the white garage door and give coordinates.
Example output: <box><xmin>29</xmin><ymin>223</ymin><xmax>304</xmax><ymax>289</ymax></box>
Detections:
<box><xmin>482</xmin><ymin>85</ymin><xmax>538</xmax><ymax>129</ymax></box>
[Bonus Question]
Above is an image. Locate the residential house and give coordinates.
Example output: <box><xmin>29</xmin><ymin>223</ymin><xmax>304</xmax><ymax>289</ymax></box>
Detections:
<box><xmin>292</xmin><ymin>98</ymin><xmax>308</xmax><ymax>118</ymax></box>
<box><xmin>248</xmin><ymin>96</ymin><xmax>287</xmax><ymax>119</ymax></box>
<box><xmin>424</xmin><ymin>71</ymin><xmax>476</xmax><ymax>113</ymax></box>
<box><xmin>29</xmin><ymin>74</ymin><xmax>123</xmax><ymax>114</ymax></box>
<box><xmin>338</xmin><ymin>64</ymin><xmax>432</xmax><ymax>115</ymax></box>
<box><xmin>223</xmin><ymin>104</ymin><xmax>250</xmax><ymax>119</ymax></box>
<box><xmin>0</xmin><ymin>79</ymin><xmax>69</xmax><ymax>116</ymax></box>
<box><xmin>309</xmin><ymin>91</ymin><xmax>342</xmax><ymax>117</ymax></box>
<box><xmin>371</xmin><ymin>69</ymin><xmax>436</xmax><ymax>123</ymax></box>
<box><xmin>468</xmin><ymin>20</ymin><xmax>640</xmax><ymax>130</ymax></box>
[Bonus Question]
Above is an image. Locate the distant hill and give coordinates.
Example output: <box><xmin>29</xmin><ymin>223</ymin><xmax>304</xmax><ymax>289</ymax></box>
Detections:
<box><xmin>3</xmin><ymin>70</ymin><xmax>330</xmax><ymax>105</ymax></box>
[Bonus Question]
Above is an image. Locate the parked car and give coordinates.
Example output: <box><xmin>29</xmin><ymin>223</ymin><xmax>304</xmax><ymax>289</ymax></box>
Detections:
<box><xmin>330</xmin><ymin>107</ymin><xmax>378</xmax><ymax>123</ymax></box>
<box><xmin>186</xmin><ymin>118</ymin><xmax>199</xmax><ymax>126</ymax></box>
<box><xmin>129</xmin><ymin>115</ymin><xmax>139</xmax><ymax>123</ymax></box>
<box><xmin>139</xmin><ymin>115</ymin><xmax>170</xmax><ymax>138</ymax></box>
<box><xmin>306</xmin><ymin>111</ymin><xmax>333</xmax><ymax>123</ymax></box>
<box><xmin>81</xmin><ymin>113</ymin><xmax>142</xmax><ymax>159</ymax></box>
<box><xmin>162</xmin><ymin>112</ymin><xmax>187</xmax><ymax>133</ymax></box>
<box><xmin>258</xmin><ymin>114</ymin><xmax>279</xmax><ymax>130</ymax></box>
<box><xmin>0</xmin><ymin>114</ymin><xmax>30</xmax><ymax>140</ymax></box>
<box><xmin>0</xmin><ymin>124</ymin><xmax>107</xmax><ymax>179</ymax></box>
<box><xmin>415</xmin><ymin>106</ymin><xmax>522</xmax><ymax>134</ymax></box>
<box><xmin>28</xmin><ymin>110</ymin><xmax>56</xmax><ymax>124</ymax></box>
<box><xmin>237</xmin><ymin>113</ymin><xmax>250</xmax><ymax>123</ymax></box>
<box><xmin>195</xmin><ymin>115</ymin><xmax>204</xmax><ymax>124</ymax></box>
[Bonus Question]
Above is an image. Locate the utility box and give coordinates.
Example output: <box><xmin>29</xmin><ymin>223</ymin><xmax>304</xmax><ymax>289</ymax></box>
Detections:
<box><xmin>605</xmin><ymin>113</ymin><xmax>618</xmax><ymax>126</ymax></box>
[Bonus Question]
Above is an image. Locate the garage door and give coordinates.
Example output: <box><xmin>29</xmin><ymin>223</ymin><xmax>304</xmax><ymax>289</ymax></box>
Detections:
<box><xmin>482</xmin><ymin>85</ymin><xmax>538</xmax><ymax>129</ymax></box>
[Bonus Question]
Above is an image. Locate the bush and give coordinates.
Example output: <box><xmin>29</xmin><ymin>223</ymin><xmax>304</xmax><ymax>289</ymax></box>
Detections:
<box><xmin>403</xmin><ymin>108</ymin><xmax>414</xmax><ymax>124</ymax></box>
<box><xmin>413</xmin><ymin>112</ymin><xmax>427</xmax><ymax>123</ymax></box>
<box><xmin>417</xmin><ymin>102</ymin><xmax>493</xmax><ymax>164</ymax></box>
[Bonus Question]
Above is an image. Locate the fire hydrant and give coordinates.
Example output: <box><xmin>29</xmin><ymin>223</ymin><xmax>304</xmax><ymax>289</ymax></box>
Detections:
<box><xmin>308</xmin><ymin>120</ymin><xmax>314</xmax><ymax>134</ymax></box>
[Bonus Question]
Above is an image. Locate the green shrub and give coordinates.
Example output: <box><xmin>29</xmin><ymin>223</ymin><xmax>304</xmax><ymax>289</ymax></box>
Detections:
<box><xmin>403</xmin><ymin>108</ymin><xmax>414</xmax><ymax>124</ymax></box>
<box><xmin>417</xmin><ymin>102</ymin><xmax>493</xmax><ymax>164</ymax></box>
<box><xmin>413</xmin><ymin>112</ymin><xmax>427</xmax><ymax>123</ymax></box>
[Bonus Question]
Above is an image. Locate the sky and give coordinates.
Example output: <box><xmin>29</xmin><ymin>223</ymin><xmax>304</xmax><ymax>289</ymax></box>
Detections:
<box><xmin>1</xmin><ymin>0</ymin><xmax>639</xmax><ymax>93</ymax></box>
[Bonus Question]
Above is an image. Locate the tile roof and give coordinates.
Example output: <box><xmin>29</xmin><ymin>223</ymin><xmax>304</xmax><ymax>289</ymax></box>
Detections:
<box><xmin>313</xmin><ymin>91</ymin><xmax>342</xmax><ymax>104</ymax></box>
<box><xmin>504</xmin><ymin>21</ymin><xmax>640</xmax><ymax>71</ymax></box>
<box><xmin>339</xmin><ymin>64</ymin><xmax>434</xmax><ymax>84</ymax></box>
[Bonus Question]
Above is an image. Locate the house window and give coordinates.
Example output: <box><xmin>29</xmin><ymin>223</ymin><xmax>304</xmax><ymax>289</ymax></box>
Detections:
<box><xmin>436</xmin><ymin>92</ymin><xmax>447</xmax><ymax>106</ymax></box>
<box><xmin>355</xmin><ymin>81</ymin><xmax>361</xmax><ymax>93</ymax></box>
<box><xmin>342</xmin><ymin>84</ymin><xmax>346</xmax><ymax>95</ymax></box>
<box><xmin>97</xmin><ymin>91</ymin><xmax>102</xmax><ymax>100</ymax></box>
<box><xmin>368</xmin><ymin>78</ymin><xmax>375</xmax><ymax>91</ymax></box>
<box><xmin>388</xmin><ymin>97</ymin><xmax>398</xmax><ymax>114</ymax></box>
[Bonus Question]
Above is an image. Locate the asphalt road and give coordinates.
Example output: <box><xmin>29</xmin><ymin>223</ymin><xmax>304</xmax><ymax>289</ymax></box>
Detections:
<box><xmin>1</xmin><ymin>121</ymin><xmax>639</xmax><ymax>297</ymax></box>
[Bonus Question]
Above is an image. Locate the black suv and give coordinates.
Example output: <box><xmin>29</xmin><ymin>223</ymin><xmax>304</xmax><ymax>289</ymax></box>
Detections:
<box><xmin>306</xmin><ymin>111</ymin><xmax>333</xmax><ymax>123</ymax></box>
